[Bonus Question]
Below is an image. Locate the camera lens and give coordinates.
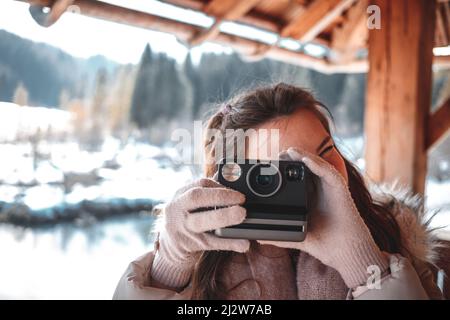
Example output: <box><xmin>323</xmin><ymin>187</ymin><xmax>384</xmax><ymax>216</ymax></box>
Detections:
<box><xmin>247</xmin><ymin>163</ymin><xmax>282</xmax><ymax>197</ymax></box>
<box><xmin>256</xmin><ymin>174</ymin><xmax>273</xmax><ymax>186</ymax></box>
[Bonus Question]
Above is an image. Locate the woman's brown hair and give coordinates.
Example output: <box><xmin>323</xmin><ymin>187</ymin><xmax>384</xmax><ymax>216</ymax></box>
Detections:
<box><xmin>190</xmin><ymin>82</ymin><xmax>403</xmax><ymax>299</ymax></box>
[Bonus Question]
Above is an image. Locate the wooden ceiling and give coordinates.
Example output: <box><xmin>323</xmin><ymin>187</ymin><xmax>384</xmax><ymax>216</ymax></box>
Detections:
<box><xmin>166</xmin><ymin>0</ymin><xmax>450</xmax><ymax>56</ymax></box>
<box><xmin>18</xmin><ymin>0</ymin><xmax>450</xmax><ymax>73</ymax></box>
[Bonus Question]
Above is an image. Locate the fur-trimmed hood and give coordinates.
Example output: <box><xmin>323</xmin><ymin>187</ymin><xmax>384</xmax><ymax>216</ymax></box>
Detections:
<box><xmin>369</xmin><ymin>182</ymin><xmax>444</xmax><ymax>266</ymax></box>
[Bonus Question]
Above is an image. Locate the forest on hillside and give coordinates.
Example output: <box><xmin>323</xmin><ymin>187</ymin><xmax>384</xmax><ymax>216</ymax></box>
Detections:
<box><xmin>0</xmin><ymin>29</ymin><xmax>369</xmax><ymax>141</ymax></box>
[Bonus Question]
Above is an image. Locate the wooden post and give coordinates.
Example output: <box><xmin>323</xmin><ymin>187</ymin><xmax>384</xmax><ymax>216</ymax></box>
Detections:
<box><xmin>365</xmin><ymin>0</ymin><xmax>436</xmax><ymax>194</ymax></box>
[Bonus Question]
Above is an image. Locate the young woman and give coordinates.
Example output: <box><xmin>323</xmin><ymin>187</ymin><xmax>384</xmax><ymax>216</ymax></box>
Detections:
<box><xmin>113</xmin><ymin>83</ymin><xmax>443</xmax><ymax>300</ymax></box>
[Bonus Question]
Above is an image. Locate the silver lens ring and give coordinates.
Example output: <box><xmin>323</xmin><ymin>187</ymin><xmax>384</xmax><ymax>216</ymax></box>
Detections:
<box><xmin>246</xmin><ymin>162</ymin><xmax>282</xmax><ymax>197</ymax></box>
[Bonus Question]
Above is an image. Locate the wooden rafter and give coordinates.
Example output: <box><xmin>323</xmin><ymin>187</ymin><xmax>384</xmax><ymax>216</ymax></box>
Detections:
<box><xmin>437</xmin><ymin>1</ymin><xmax>450</xmax><ymax>47</ymax></box>
<box><xmin>280</xmin><ymin>0</ymin><xmax>357</xmax><ymax>42</ymax></box>
<box><xmin>189</xmin><ymin>0</ymin><xmax>260</xmax><ymax>46</ymax></box>
<box><xmin>331</xmin><ymin>0</ymin><xmax>368</xmax><ymax>63</ymax></box>
<box><xmin>162</xmin><ymin>0</ymin><xmax>280</xmax><ymax>33</ymax></box>
<box><xmin>203</xmin><ymin>0</ymin><xmax>258</xmax><ymax>19</ymax></box>
<box><xmin>436</xmin><ymin>5</ymin><xmax>448</xmax><ymax>47</ymax></box>
<box><xmin>442</xmin><ymin>1</ymin><xmax>450</xmax><ymax>44</ymax></box>
<box><xmin>427</xmin><ymin>96</ymin><xmax>450</xmax><ymax>150</ymax></box>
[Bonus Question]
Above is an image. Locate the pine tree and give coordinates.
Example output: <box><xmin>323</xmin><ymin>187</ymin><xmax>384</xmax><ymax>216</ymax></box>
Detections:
<box><xmin>130</xmin><ymin>45</ymin><xmax>193</xmax><ymax>133</ymax></box>
<box><xmin>130</xmin><ymin>44</ymin><xmax>154</xmax><ymax>128</ymax></box>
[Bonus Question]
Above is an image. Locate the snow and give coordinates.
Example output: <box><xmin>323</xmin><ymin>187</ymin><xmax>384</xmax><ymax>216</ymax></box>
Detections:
<box><xmin>0</xmin><ymin>102</ymin><xmax>72</xmax><ymax>141</ymax></box>
<box><xmin>0</xmin><ymin>185</ymin><xmax>21</xmax><ymax>203</ymax></box>
<box><xmin>0</xmin><ymin>133</ymin><xmax>193</xmax><ymax>212</ymax></box>
<box><xmin>22</xmin><ymin>185</ymin><xmax>65</xmax><ymax>210</ymax></box>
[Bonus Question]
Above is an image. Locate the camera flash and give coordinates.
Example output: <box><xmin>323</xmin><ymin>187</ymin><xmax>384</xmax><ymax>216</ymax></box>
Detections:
<box><xmin>221</xmin><ymin>163</ymin><xmax>242</xmax><ymax>182</ymax></box>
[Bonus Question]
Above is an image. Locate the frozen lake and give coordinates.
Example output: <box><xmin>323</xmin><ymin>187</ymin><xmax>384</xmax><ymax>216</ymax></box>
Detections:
<box><xmin>0</xmin><ymin>214</ymin><xmax>155</xmax><ymax>299</ymax></box>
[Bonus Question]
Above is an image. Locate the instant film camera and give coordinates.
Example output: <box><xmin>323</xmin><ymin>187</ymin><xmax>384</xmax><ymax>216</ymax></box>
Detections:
<box><xmin>215</xmin><ymin>159</ymin><xmax>315</xmax><ymax>242</ymax></box>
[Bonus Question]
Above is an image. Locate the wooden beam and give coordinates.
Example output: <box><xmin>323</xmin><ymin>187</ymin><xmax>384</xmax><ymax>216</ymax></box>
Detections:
<box><xmin>21</xmin><ymin>0</ymin><xmax>195</xmax><ymax>38</ymax></box>
<box><xmin>365</xmin><ymin>0</ymin><xmax>436</xmax><ymax>194</ymax></box>
<box><xmin>189</xmin><ymin>0</ymin><xmax>260</xmax><ymax>46</ymax></box>
<box><xmin>331</xmin><ymin>0</ymin><xmax>368</xmax><ymax>63</ymax></box>
<box><xmin>427</xmin><ymin>97</ymin><xmax>450</xmax><ymax>150</ymax></box>
<box><xmin>281</xmin><ymin>0</ymin><xmax>357</xmax><ymax>41</ymax></box>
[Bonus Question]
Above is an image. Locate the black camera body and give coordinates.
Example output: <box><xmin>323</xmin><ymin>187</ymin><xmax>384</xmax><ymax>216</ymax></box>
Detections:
<box><xmin>215</xmin><ymin>159</ymin><xmax>315</xmax><ymax>242</ymax></box>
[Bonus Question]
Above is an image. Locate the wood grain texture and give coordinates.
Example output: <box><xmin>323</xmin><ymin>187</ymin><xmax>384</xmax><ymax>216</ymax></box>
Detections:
<box><xmin>331</xmin><ymin>0</ymin><xmax>368</xmax><ymax>63</ymax></box>
<box><xmin>280</xmin><ymin>0</ymin><xmax>357</xmax><ymax>41</ymax></box>
<box><xmin>365</xmin><ymin>0</ymin><xmax>436</xmax><ymax>194</ymax></box>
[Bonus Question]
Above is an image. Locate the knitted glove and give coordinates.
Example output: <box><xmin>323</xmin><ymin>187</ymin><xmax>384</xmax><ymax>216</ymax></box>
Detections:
<box><xmin>151</xmin><ymin>178</ymin><xmax>250</xmax><ymax>289</ymax></box>
<box><xmin>259</xmin><ymin>147</ymin><xmax>390</xmax><ymax>288</ymax></box>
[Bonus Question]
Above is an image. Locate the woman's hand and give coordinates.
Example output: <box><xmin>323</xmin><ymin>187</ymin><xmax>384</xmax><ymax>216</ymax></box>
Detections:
<box><xmin>259</xmin><ymin>147</ymin><xmax>389</xmax><ymax>288</ymax></box>
<box><xmin>151</xmin><ymin>178</ymin><xmax>250</xmax><ymax>289</ymax></box>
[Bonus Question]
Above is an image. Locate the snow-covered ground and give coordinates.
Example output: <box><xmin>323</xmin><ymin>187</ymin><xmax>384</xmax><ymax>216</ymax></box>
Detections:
<box><xmin>0</xmin><ymin>138</ymin><xmax>193</xmax><ymax>207</ymax></box>
<box><xmin>0</xmin><ymin>102</ymin><xmax>72</xmax><ymax>141</ymax></box>
<box><xmin>0</xmin><ymin>136</ymin><xmax>194</xmax><ymax>227</ymax></box>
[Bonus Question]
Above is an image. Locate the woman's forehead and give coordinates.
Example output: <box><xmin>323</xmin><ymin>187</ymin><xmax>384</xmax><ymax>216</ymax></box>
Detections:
<box><xmin>248</xmin><ymin>108</ymin><xmax>329</xmax><ymax>155</ymax></box>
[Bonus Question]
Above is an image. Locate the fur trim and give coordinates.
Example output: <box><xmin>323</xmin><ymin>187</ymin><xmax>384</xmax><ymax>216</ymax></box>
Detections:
<box><xmin>369</xmin><ymin>181</ymin><xmax>444</xmax><ymax>266</ymax></box>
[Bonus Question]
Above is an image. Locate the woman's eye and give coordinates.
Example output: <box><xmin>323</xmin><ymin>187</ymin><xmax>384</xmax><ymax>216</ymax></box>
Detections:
<box><xmin>319</xmin><ymin>145</ymin><xmax>334</xmax><ymax>157</ymax></box>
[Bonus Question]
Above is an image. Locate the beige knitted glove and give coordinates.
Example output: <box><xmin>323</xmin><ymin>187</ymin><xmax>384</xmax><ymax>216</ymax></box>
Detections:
<box><xmin>151</xmin><ymin>178</ymin><xmax>250</xmax><ymax>289</ymax></box>
<box><xmin>259</xmin><ymin>147</ymin><xmax>389</xmax><ymax>288</ymax></box>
